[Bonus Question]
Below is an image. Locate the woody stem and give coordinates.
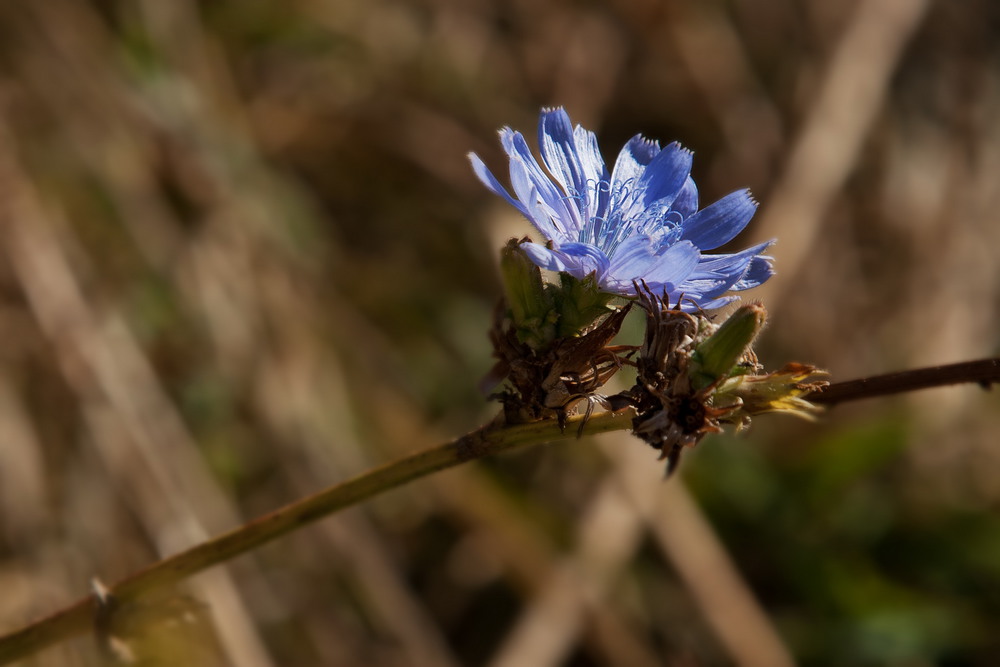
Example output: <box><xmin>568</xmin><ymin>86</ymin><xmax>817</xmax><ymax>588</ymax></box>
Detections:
<box><xmin>807</xmin><ymin>358</ymin><xmax>1000</xmax><ymax>405</ymax></box>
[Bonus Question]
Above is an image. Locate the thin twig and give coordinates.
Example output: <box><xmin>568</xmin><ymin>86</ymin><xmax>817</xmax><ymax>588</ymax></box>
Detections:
<box><xmin>808</xmin><ymin>358</ymin><xmax>1000</xmax><ymax>405</ymax></box>
<box><xmin>0</xmin><ymin>411</ymin><xmax>632</xmax><ymax>665</ymax></box>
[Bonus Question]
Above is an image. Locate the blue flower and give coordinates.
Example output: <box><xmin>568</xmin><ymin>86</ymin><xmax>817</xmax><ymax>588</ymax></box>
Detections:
<box><xmin>469</xmin><ymin>107</ymin><xmax>774</xmax><ymax>310</ymax></box>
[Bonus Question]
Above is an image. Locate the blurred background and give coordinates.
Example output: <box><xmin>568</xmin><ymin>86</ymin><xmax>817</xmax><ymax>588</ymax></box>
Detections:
<box><xmin>1</xmin><ymin>0</ymin><xmax>1000</xmax><ymax>664</ymax></box>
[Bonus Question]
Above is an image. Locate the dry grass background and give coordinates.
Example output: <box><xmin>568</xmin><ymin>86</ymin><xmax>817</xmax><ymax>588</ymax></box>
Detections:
<box><xmin>1</xmin><ymin>0</ymin><xmax>1000</xmax><ymax>665</ymax></box>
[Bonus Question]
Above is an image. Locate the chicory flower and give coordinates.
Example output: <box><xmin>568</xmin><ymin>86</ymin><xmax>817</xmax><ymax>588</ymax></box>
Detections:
<box><xmin>469</xmin><ymin>107</ymin><xmax>774</xmax><ymax>310</ymax></box>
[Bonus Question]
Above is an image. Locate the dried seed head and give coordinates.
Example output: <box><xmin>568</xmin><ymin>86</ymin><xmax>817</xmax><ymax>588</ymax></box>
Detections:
<box><xmin>615</xmin><ymin>288</ymin><xmax>826</xmax><ymax>475</ymax></box>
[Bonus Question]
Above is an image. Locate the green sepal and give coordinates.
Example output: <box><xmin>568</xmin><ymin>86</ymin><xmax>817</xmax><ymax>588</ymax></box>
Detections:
<box><xmin>690</xmin><ymin>303</ymin><xmax>767</xmax><ymax>391</ymax></box>
<box><xmin>551</xmin><ymin>272</ymin><xmax>617</xmax><ymax>338</ymax></box>
<box><xmin>499</xmin><ymin>240</ymin><xmax>558</xmax><ymax>349</ymax></box>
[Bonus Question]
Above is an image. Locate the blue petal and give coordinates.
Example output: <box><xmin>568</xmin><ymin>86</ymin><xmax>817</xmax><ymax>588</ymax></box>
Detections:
<box><xmin>573</xmin><ymin>124</ymin><xmax>611</xmax><ymax>222</ymax></box>
<box><xmin>680</xmin><ymin>190</ymin><xmax>757</xmax><ymax>251</ymax></box>
<box><xmin>687</xmin><ymin>241</ymin><xmax>773</xmax><ymax>300</ymax></box>
<box><xmin>641</xmin><ymin>240</ymin><xmax>701</xmax><ymax>286</ymax></box>
<box><xmin>669</xmin><ymin>243</ymin><xmax>771</xmax><ymax>307</ymax></box>
<box><xmin>610</xmin><ymin>135</ymin><xmax>660</xmax><ymax>193</ymax></box>
<box><xmin>502</xmin><ymin>129</ymin><xmax>583</xmax><ymax>237</ymax></box>
<box><xmin>521</xmin><ymin>242</ymin><xmax>611</xmax><ymax>282</ymax></box>
<box><xmin>539</xmin><ymin>108</ymin><xmax>590</xmax><ymax>203</ymax></box>
<box><xmin>468</xmin><ymin>152</ymin><xmax>530</xmax><ymax>219</ymax></box>
<box><xmin>689</xmin><ymin>295</ymin><xmax>738</xmax><ymax>311</ymax></box>
<box><xmin>732</xmin><ymin>255</ymin><xmax>774</xmax><ymax>291</ymax></box>
<box><xmin>520</xmin><ymin>242</ymin><xmax>572</xmax><ymax>272</ymax></box>
<box><xmin>638</xmin><ymin>283</ymin><xmax>737</xmax><ymax>312</ymax></box>
<box><xmin>637</xmin><ymin>142</ymin><xmax>693</xmax><ymax>210</ymax></box>
<box><xmin>573</xmin><ymin>124</ymin><xmax>610</xmax><ymax>188</ymax></box>
<box><xmin>672</xmin><ymin>177</ymin><xmax>699</xmax><ymax>218</ymax></box>
<box><xmin>607</xmin><ymin>234</ymin><xmax>655</xmax><ymax>277</ymax></box>
<box><xmin>677</xmin><ymin>276</ymin><xmax>738</xmax><ymax>300</ymax></box>
<box><xmin>600</xmin><ymin>276</ymin><xmax>642</xmax><ymax>295</ymax></box>
<box><xmin>507</xmin><ymin>156</ymin><xmax>563</xmax><ymax>240</ymax></box>
<box><xmin>557</xmin><ymin>242</ymin><xmax>612</xmax><ymax>280</ymax></box>
<box><xmin>696</xmin><ymin>240</ymin><xmax>773</xmax><ymax>274</ymax></box>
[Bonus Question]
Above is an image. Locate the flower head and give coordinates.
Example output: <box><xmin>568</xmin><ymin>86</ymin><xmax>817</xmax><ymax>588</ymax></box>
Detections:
<box><xmin>469</xmin><ymin>107</ymin><xmax>774</xmax><ymax>310</ymax></box>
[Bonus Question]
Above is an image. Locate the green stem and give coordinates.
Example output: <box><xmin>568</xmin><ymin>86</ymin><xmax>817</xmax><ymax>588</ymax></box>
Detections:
<box><xmin>0</xmin><ymin>410</ymin><xmax>634</xmax><ymax>665</ymax></box>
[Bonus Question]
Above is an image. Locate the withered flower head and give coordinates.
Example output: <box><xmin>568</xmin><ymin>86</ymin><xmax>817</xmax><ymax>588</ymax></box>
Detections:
<box><xmin>615</xmin><ymin>287</ymin><xmax>827</xmax><ymax>475</ymax></box>
<box><xmin>486</xmin><ymin>300</ymin><xmax>632</xmax><ymax>425</ymax></box>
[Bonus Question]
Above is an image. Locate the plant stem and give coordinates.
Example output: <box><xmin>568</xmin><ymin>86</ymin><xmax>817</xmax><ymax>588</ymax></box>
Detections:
<box><xmin>0</xmin><ymin>410</ymin><xmax>633</xmax><ymax>665</ymax></box>
<box><xmin>807</xmin><ymin>357</ymin><xmax>1000</xmax><ymax>405</ymax></box>
<box><xmin>2</xmin><ymin>357</ymin><xmax>998</xmax><ymax>663</ymax></box>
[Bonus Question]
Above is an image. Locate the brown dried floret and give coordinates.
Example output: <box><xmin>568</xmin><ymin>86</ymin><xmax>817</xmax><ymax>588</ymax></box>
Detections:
<box><xmin>486</xmin><ymin>299</ymin><xmax>634</xmax><ymax>425</ymax></box>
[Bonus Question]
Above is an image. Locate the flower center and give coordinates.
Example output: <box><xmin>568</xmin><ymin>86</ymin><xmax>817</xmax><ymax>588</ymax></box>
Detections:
<box><xmin>572</xmin><ymin>178</ymin><xmax>683</xmax><ymax>258</ymax></box>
